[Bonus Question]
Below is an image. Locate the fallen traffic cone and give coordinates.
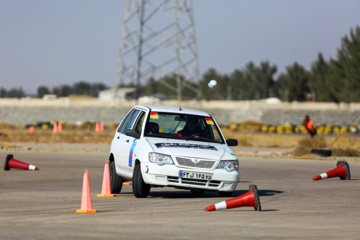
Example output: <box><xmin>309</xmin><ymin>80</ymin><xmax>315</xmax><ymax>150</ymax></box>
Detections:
<box><xmin>53</xmin><ymin>122</ymin><xmax>58</xmax><ymax>133</ymax></box>
<box><xmin>313</xmin><ymin>161</ymin><xmax>351</xmax><ymax>181</ymax></box>
<box><xmin>123</xmin><ymin>181</ymin><xmax>132</xmax><ymax>185</ymax></box>
<box><xmin>4</xmin><ymin>154</ymin><xmax>39</xmax><ymax>171</ymax></box>
<box><xmin>76</xmin><ymin>169</ymin><xmax>97</xmax><ymax>213</ymax></box>
<box><xmin>205</xmin><ymin>185</ymin><xmax>261</xmax><ymax>211</ymax></box>
<box><xmin>97</xmin><ymin>161</ymin><xmax>116</xmax><ymax>197</ymax></box>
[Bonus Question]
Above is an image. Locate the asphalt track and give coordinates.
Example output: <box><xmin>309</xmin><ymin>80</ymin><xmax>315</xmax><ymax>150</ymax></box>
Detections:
<box><xmin>1</xmin><ymin>151</ymin><xmax>360</xmax><ymax>240</ymax></box>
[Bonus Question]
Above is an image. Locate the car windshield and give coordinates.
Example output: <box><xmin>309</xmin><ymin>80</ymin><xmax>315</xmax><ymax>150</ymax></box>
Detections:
<box><xmin>144</xmin><ymin>112</ymin><xmax>225</xmax><ymax>144</ymax></box>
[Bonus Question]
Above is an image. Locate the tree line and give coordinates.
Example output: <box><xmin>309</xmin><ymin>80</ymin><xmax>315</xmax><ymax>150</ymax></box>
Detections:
<box><xmin>0</xmin><ymin>81</ymin><xmax>109</xmax><ymax>99</ymax></box>
<box><xmin>1</xmin><ymin>26</ymin><xmax>359</xmax><ymax>102</ymax></box>
<box><xmin>142</xmin><ymin>26</ymin><xmax>360</xmax><ymax>103</ymax></box>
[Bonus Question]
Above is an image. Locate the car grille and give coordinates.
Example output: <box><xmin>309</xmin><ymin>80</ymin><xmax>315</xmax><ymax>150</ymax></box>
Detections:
<box><xmin>167</xmin><ymin>176</ymin><xmax>221</xmax><ymax>187</ymax></box>
<box><xmin>175</xmin><ymin>157</ymin><xmax>216</xmax><ymax>169</ymax></box>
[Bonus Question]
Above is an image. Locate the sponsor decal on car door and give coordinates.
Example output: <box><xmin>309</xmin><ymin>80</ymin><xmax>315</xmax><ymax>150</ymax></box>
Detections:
<box><xmin>129</xmin><ymin>139</ymin><xmax>137</xmax><ymax>167</ymax></box>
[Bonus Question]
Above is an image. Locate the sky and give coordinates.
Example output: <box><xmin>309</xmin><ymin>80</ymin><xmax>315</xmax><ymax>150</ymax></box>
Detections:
<box><xmin>1</xmin><ymin>0</ymin><xmax>360</xmax><ymax>94</ymax></box>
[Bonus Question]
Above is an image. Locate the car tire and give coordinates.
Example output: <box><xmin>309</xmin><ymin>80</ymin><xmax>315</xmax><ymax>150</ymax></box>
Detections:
<box><xmin>218</xmin><ymin>191</ymin><xmax>233</xmax><ymax>197</ymax></box>
<box><xmin>109</xmin><ymin>160</ymin><xmax>123</xmax><ymax>193</ymax></box>
<box><xmin>132</xmin><ymin>164</ymin><xmax>150</xmax><ymax>198</ymax></box>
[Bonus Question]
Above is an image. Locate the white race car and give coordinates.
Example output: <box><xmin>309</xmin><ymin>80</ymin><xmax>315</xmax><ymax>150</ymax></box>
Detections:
<box><xmin>109</xmin><ymin>105</ymin><xmax>239</xmax><ymax>198</ymax></box>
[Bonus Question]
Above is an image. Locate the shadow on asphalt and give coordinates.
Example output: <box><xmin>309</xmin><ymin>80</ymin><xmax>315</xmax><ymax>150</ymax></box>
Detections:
<box><xmin>257</xmin><ymin>189</ymin><xmax>284</xmax><ymax>197</ymax></box>
<box><xmin>140</xmin><ymin>188</ymin><xmax>284</xmax><ymax>199</ymax></box>
<box><xmin>148</xmin><ymin>191</ymin><xmax>219</xmax><ymax>198</ymax></box>
<box><xmin>232</xmin><ymin>189</ymin><xmax>283</xmax><ymax>197</ymax></box>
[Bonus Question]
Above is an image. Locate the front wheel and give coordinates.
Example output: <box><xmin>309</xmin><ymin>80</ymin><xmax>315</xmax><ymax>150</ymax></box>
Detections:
<box><xmin>132</xmin><ymin>164</ymin><xmax>150</xmax><ymax>198</ymax></box>
<box><xmin>109</xmin><ymin>160</ymin><xmax>123</xmax><ymax>193</ymax></box>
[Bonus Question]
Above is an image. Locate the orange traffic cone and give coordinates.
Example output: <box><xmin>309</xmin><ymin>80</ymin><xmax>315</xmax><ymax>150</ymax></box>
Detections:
<box><xmin>53</xmin><ymin>122</ymin><xmax>58</xmax><ymax>133</ymax></box>
<box><xmin>99</xmin><ymin>121</ymin><xmax>104</xmax><ymax>132</ymax></box>
<box><xmin>123</xmin><ymin>181</ymin><xmax>132</xmax><ymax>185</ymax></box>
<box><xmin>28</xmin><ymin>126</ymin><xmax>35</xmax><ymax>132</ymax></box>
<box><xmin>4</xmin><ymin>154</ymin><xmax>39</xmax><ymax>171</ymax></box>
<box><xmin>97</xmin><ymin>161</ymin><xmax>116</xmax><ymax>197</ymax></box>
<box><xmin>313</xmin><ymin>161</ymin><xmax>351</xmax><ymax>181</ymax></box>
<box><xmin>58</xmin><ymin>122</ymin><xmax>62</xmax><ymax>132</ymax></box>
<box><xmin>205</xmin><ymin>185</ymin><xmax>261</xmax><ymax>211</ymax></box>
<box><xmin>95</xmin><ymin>122</ymin><xmax>100</xmax><ymax>132</ymax></box>
<box><xmin>76</xmin><ymin>169</ymin><xmax>97</xmax><ymax>213</ymax></box>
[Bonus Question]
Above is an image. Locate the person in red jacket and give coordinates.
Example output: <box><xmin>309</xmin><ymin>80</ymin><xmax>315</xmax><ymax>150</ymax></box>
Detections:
<box><xmin>303</xmin><ymin>114</ymin><xmax>316</xmax><ymax>138</ymax></box>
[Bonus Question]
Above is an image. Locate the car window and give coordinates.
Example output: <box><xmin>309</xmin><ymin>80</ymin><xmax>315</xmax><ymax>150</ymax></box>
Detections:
<box><xmin>144</xmin><ymin>112</ymin><xmax>225</xmax><ymax>144</ymax></box>
<box><xmin>134</xmin><ymin>111</ymin><xmax>145</xmax><ymax>133</ymax></box>
<box><xmin>117</xmin><ymin>109</ymin><xmax>134</xmax><ymax>133</ymax></box>
<box><xmin>121</xmin><ymin>109</ymin><xmax>141</xmax><ymax>134</ymax></box>
<box><xmin>209</xmin><ymin>124</ymin><xmax>222</xmax><ymax>142</ymax></box>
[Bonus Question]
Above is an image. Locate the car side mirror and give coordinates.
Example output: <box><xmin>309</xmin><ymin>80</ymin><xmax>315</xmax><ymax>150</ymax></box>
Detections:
<box><xmin>126</xmin><ymin>129</ymin><xmax>140</xmax><ymax>139</ymax></box>
<box><xmin>226</xmin><ymin>138</ymin><xmax>238</xmax><ymax>146</ymax></box>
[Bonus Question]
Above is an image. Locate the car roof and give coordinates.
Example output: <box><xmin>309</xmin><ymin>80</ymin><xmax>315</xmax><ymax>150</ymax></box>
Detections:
<box><xmin>135</xmin><ymin>105</ymin><xmax>211</xmax><ymax>117</ymax></box>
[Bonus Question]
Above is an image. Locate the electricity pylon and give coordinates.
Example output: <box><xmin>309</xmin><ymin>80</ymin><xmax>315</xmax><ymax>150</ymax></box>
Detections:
<box><xmin>115</xmin><ymin>0</ymin><xmax>200</xmax><ymax>102</ymax></box>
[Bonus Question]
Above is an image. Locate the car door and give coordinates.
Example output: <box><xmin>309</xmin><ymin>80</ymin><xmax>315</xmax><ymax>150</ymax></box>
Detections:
<box><xmin>112</xmin><ymin>109</ymin><xmax>144</xmax><ymax>177</ymax></box>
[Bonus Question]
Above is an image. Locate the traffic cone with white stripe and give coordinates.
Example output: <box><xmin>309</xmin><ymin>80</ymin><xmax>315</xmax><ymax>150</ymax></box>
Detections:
<box><xmin>4</xmin><ymin>154</ymin><xmax>39</xmax><ymax>171</ymax></box>
<box><xmin>313</xmin><ymin>161</ymin><xmax>351</xmax><ymax>181</ymax></box>
<box><xmin>204</xmin><ymin>185</ymin><xmax>261</xmax><ymax>211</ymax></box>
<box><xmin>97</xmin><ymin>161</ymin><xmax>116</xmax><ymax>197</ymax></box>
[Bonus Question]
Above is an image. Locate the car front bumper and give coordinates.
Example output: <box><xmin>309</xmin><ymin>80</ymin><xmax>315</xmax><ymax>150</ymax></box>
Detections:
<box><xmin>141</xmin><ymin>162</ymin><xmax>240</xmax><ymax>192</ymax></box>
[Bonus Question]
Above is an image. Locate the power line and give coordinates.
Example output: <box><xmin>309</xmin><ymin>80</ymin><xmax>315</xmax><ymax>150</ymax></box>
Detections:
<box><xmin>115</xmin><ymin>0</ymin><xmax>200</xmax><ymax>102</ymax></box>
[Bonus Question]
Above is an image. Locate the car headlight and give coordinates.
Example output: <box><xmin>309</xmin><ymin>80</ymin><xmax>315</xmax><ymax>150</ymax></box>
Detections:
<box><xmin>149</xmin><ymin>153</ymin><xmax>174</xmax><ymax>166</ymax></box>
<box><xmin>217</xmin><ymin>160</ymin><xmax>239</xmax><ymax>172</ymax></box>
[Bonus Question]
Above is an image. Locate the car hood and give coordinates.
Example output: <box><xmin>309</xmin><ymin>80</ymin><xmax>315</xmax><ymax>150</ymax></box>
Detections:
<box><xmin>146</xmin><ymin>137</ymin><xmax>235</xmax><ymax>160</ymax></box>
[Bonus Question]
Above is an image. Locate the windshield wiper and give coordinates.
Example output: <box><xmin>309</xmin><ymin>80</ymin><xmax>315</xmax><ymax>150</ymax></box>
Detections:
<box><xmin>145</xmin><ymin>134</ymin><xmax>184</xmax><ymax>140</ymax></box>
<box><xmin>144</xmin><ymin>134</ymin><xmax>168</xmax><ymax>138</ymax></box>
<box><xmin>183</xmin><ymin>137</ymin><xmax>213</xmax><ymax>142</ymax></box>
<box><xmin>171</xmin><ymin>135</ymin><xmax>183</xmax><ymax>139</ymax></box>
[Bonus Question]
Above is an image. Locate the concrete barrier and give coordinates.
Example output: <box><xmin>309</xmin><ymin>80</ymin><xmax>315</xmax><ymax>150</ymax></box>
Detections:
<box><xmin>0</xmin><ymin>98</ymin><xmax>359</xmax><ymax>126</ymax></box>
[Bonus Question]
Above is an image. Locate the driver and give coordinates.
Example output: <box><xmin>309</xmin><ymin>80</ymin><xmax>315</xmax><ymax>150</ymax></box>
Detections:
<box><xmin>177</xmin><ymin>116</ymin><xmax>202</xmax><ymax>137</ymax></box>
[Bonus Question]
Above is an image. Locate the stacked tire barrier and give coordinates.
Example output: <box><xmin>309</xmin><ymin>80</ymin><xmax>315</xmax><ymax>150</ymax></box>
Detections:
<box><xmin>221</xmin><ymin>123</ymin><xmax>359</xmax><ymax>135</ymax></box>
<box><xmin>24</xmin><ymin>121</ymin><xmax>120</xmax><ymax>131</ymax></box>
<box><xmin>25</xmin><ymin>121</ymin><xmax>67</xmax><ymax>130</ymax></box>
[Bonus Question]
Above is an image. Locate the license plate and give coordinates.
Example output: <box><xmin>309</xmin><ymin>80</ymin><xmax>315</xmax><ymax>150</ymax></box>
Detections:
<box><xmin>179</xmin><ymin>170</ymin><xmax>212</xmax><ymax>180</ymax></box>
